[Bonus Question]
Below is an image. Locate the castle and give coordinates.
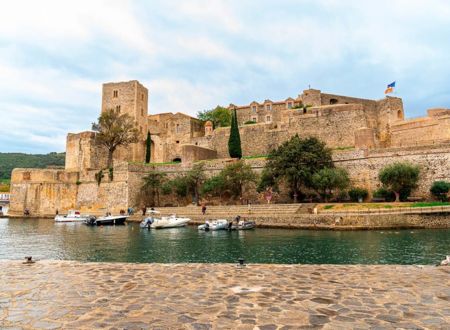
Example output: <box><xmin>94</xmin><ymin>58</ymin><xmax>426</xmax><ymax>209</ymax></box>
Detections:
<box><xmin>9</xmin><ymin>80</ymin><xmax>450</xmax><ymax>216</ymax></box>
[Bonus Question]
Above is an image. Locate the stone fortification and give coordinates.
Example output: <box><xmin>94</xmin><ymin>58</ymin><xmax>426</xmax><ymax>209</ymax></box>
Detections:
<box><xmin>8</xmin><ymin>80</ymin><xmax>450</xmax><ymax>216</ymax></box>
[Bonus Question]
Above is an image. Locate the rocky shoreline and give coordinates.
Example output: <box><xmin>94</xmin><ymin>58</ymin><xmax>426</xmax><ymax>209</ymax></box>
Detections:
<box><xmin>0</xmin><ymin>260</ymin><xmax>449</xmax><ymax>329</ymax></box>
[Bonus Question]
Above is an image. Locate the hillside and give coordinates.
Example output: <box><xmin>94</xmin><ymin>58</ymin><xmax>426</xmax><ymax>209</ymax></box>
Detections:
<box><xmin>0</xmin><ymin>152</ymin><xmax>65</xmax><ymax>180</ymax></box>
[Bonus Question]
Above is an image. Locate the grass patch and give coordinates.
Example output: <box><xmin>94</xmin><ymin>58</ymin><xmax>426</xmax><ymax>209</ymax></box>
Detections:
<box><xmin>384</xmin><ymin>205</ymin><xmax>393</xmax><ymax>209</ymax></box>
<box><xmin>411</xmin><ymin>201</ymin><xmax>450</xmax><ymax>208</ymax></box>
<box><xmin>129</xmin><ymin>161</ymin><xmax>181</xmax><ymax>166</ymax></box>
<box><xmin>324</xmin><ymin>205</ymin><xmax>334</xmax><ymax>210</ymax></box>
<box><xmin>242</xmin><ymin>155</ymin><xmax>268</xmax><ymax>159</ymax></box>
<box><xmin>333</xmin><ymin>146</ymin><xmax>355</xmax><ymax>151</ymax></box>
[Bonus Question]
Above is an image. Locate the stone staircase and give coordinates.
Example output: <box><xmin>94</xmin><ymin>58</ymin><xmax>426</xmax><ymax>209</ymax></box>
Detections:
<box><xmin>129</xmin><ymin>204</ymin><xmax>310</xmax><ymax>222</ymax></box>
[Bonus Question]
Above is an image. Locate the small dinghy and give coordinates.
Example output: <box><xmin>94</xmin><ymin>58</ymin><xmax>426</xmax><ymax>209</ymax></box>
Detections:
<box><xmin>85</xmin><ymin>215</ymin><xmax>128</xmax><ymax>226</ymax></box>
<box><xmin>140</xmin><ymin>213</ymin><xmax>190</xmax><ymax>229</ymax></box>
<box><xmin>198</xmin><ymin>219</ymin><xmax>228</xmax><ymax>231</ymax></box>
<box><xmin>55</xmin><ymin>210</ymin><xmax>90</xmax><ymax>222</ymax></box>
<box><xmin>231</xmin><ymin>220</ymin><xmax>256</xmax><ymax>230</ymax></box>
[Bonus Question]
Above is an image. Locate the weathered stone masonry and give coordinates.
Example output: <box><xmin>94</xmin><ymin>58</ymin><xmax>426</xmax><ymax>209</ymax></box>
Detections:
<box><xmin>9</xmin><ymin>80</ymin><xmax>450</xmax><ymax>216</ymax></box>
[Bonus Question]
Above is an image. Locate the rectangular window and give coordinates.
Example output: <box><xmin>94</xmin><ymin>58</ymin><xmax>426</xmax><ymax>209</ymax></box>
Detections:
<box><xmin>252</xmin><ymin>105</ymin><xmax>257</xmax><ymax>113</ymax></box>
<box><xmin>266</xmin><ymin>104</ymin><xmax>271</xmax><ymax>111</ymax></box>
<box><xmin>266</xmin><ymin>115</ymin><xmax>271</xmax><ymax>122</ymax></box>
<box><xmin>287</xmin><ymin>102</ymin><xmax>293</xmax><ymax>109</ymax></box>
<box><xmin>176</xmin><ymin>124</ymin><xmax>180</xmax><ymax>133</ymax></box>
<box><xmin>141</xmin><ymin>93</ymin><xmax>144</xmax><ymax>101</ymax></box>
<box><xmin>252</xmin><ymin>117</ymin><xmax>257</xmax><ymax>122</ymax></box>
<box><xmin>141</xmin><ymin>108</ymin><xmax>144</xmax><ymax>116</ymax></box>
<box><xmin>116</xmin><ymin>105</ymin><xmax>121</xmax><ymax>112</ymax></box>
<box><xmin>113</xmin><ymin>90</ymin><xmax>118</xmax><ymax>98</ymax></box>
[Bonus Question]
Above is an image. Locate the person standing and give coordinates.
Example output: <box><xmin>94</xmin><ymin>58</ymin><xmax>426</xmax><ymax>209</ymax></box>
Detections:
<box><xmin>201</xmin><ymin>204</ymin><xmax>207</xmax><ymax>215</ymax></box>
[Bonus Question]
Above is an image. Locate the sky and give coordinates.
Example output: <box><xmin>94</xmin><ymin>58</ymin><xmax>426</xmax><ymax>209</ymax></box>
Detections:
<box><xmin>0</xmin><ymin>0</ymin><xmax>450</xmax><ymax>153</ymax></box>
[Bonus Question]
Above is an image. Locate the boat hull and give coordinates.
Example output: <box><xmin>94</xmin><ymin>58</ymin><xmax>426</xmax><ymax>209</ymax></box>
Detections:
<box><xmin>85</xmin><ymin>216</ymin><xmax>128</xmax><ymax>226</ymax></box>
<box><xmin>198</xmin><ymin>219</ymin><xmax>229</xmax><ymax>231</ymax></box>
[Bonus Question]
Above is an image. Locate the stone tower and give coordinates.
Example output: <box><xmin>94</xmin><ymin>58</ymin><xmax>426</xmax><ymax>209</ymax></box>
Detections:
<box><xmin>101</xmin><ymin>80</ymin><xmax>149</xmax><ymax>163</ymax></box>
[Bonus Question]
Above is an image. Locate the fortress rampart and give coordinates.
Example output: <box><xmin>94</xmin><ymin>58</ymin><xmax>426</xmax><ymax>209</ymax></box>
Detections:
<box><xmin>8</xmin><ymin>80</ymin><xmax>450</xmax><ymax>216</ymax></box>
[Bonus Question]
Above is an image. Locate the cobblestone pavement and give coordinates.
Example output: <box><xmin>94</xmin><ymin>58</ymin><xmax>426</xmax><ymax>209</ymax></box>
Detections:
<box><xmin>0</xmin><ymin>261</ymin><xmax>449</xmax><ymax>329</ymax></box>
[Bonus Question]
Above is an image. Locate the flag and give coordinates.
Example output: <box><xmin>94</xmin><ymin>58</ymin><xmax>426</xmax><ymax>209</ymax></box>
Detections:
<box><xmin>385</xmin><ymin>81</ymin><xmax>396</xmax><ymax>94</ymax></box>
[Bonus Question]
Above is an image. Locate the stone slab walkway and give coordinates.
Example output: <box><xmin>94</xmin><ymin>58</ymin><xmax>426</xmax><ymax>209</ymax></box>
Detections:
<box><xmin>0</xmin><ymin>261</ymin><xmax>449</xmax><ymax>329</ymax></box>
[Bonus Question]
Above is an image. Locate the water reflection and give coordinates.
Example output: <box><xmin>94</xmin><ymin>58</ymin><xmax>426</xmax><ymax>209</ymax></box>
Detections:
<box><xmin>0</xmin><ymin>218</ymin><xmax>448</xmax><ymax>264</ymax></box>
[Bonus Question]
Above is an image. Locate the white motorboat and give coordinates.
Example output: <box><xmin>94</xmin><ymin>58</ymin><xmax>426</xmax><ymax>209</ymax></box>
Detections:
<box><xmin>198</xmin><ymin>219</ymin><xmax>228</xmax><ymax>231</ymax></box>
<box><xmin>55</xmin><ymin>210</ymin><xmax>90</xmax><ymax>222</ymax></box>
<box><xmin>140</xmin><ymin>214</ymin><xmax>190</xmax><ymax>229</ymax></box>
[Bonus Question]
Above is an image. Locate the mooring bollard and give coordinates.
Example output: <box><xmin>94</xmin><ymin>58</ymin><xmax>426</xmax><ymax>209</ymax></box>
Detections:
<box><xmin>24</xmin><ymin>256</ymin><xmax>35</xmax><ymax>264</ymax></box>
<box><xmin>238</xmin><ymin>258</ymin><xmax>245</xmax><ymax>266</ymax></box>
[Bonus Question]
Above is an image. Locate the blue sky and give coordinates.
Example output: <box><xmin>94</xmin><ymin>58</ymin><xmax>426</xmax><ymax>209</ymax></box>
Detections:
<box><xmin>1</xmin><ymin>0</ymin><xmax>450</xmax><ymax>153</ymax></box>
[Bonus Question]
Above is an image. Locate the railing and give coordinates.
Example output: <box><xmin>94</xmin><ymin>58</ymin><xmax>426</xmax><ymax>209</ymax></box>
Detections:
<box><xmin>319</xmin><ymin>205</ymin><xmax>450</xmax><ymax>215</ymax></box>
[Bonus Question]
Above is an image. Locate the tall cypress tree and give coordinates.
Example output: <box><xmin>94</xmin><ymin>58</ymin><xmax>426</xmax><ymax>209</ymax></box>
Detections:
<box><xmin>228</xmin><ymin>109</ymin><xmax>242</xmax><ymax>158</ymax></box>
<box><xmin>145</xmin><ymin>131</ymin><xmax>151</xmax><ymax>163</ymax></box>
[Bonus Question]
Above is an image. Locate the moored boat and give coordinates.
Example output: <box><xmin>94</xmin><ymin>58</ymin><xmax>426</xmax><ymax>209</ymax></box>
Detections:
<box><xmin>198</xmin><ymin>219</ymin><xmax>228</xmax><ymax>231</ymax></box>
<box><xmin>231</xmin><ymin>220</ymin><xmax>256</xmax><ymax>230</ymax></box>
<box><xmin>85</xmin><ymin>215</ymin><xmax>128</xmax><ymax>226</ymax></box>
<box><xmin>140</xmin><ymin>213</ymin><xmax>190</xmax><ymax>229</ymax></box>
<box><xmin>55</xmin><ymin>210</ymin><xmax>89</xmax><ymax>222</ymax></box>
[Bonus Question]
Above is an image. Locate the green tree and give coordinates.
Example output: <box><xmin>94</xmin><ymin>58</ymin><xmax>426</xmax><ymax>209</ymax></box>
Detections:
<box><xmin>197</xmin><ymin>106</ymin><xmax>231</xmax><ymax>128</ymax></box>
<box><xmin>92</xmin><ymin>109</ymin><xmax>140</xmax><ymax>168</ymax></box>
<box><xmin>220</xmin><ymin>161</ymin><xmax>257</xmax><ymax>199</ymax></box>
<box><xmin>348</xmin><ymin>187</ymin><xmax>369</xmax><ymax>202</ymax></box>
<box><xmin>378</xmin><ymin>162</ymin><xmax>420</xmax><ymax>202</ymax></box>
<box><xmin>430</xmin><ymin>181</ymin><xmax>450</xmax><ymax>201</ymax></box>
<box><xmin>228</xmin><ymin>109</ymin><xmax>242</xmax><ymax>159</ymax></box>
<box><xmin>264</xmin><ymin>135</ymin><xmax>333</xmax><ymax>202</ymax></box>
<box><xmin>142</xmin><ymin>171</ymin><xmax>166</xmax><ymax>207</ymax></box>
<box><xmin>201</xmin><ymin>175</ymin><xmax>226</xmax><ymax>197</ymax></box>
<box><xmin>145</xmin><ymin>131</ymin><xmax>151</xmax><ymax>163</ymax></box>
<box><xmin>185</xmin><ymin>162</ymin><xmax>206</xmax><ymax>205</ymax></box>
<box><xmin>312</xmin><ymin>167</ymin><xmax>350</xmax><ymax>202</ymax></box>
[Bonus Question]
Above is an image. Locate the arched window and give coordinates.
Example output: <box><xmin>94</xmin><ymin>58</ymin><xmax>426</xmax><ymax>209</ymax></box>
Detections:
<box><xmin>172</xmin><ymin>157</ymin><xmax>182</xmax><ymax>163</ymax></box>
<box><xmin>330</xmin><ymin>98</ymin><xmax>338</xmax><ymax>105</ymax></box>
<box><xmin>397</xmin><ymin>110</ymin><xmax>402</xmax><ymax>119</ymax></box>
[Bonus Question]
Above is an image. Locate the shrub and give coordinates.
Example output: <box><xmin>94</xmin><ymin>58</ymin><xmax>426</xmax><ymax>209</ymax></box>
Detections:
<box><xmin>373</xmin><ymin>188</ymin><xmax>395</xmax><ymax>202</ymax></box>
<box><xmin>244</xmin><ymin>120</ymin><xmax>257</xmax><ymax>125</ymax></box>
<box><xmin>430</xmin><ymin>181</ymin><xmax>450</xmax><ymax>201</ymax></box>
<box><xmin>348</xmin><ymin>187</ymin><xmax>368</xmax><ymax>202</ymax></box>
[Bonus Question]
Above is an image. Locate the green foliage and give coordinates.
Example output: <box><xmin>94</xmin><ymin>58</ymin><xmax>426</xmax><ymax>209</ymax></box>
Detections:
<box><xmin>312</xmin><ymin>167</ymin><xmax>350</xmax><ymax>201</ymax></box>
<box><xmin>242</xmin><ymin>155</ymin><xmax>268</xmax><ymax>159</ymax></box>
<box><xmin>145</xmin><ymin>131</ymin><xmax>151</xmax><ymax>163</ymax></box>
<box><xmin>430</xmin><ymin>181</ymin><xmax>450</xmax><ymax>201</ymax></box>
<box><xmin>161</xmin><ymin>181</ymin><xmax>173</xmax><ymax>195</ymax></box>
<box><xmin>201</xmin><ymin>175</ymin><xmax>226</xmax><ymax>197</ymax></box>
<box><xmin>0</xmin><ymin>152</ymin><xmax>65</xmax><ymax>180</ymax></box>
<box><xmin>75</xmin><ymin>180</ymin><xmax>82</xmax><ymax>186</ymax></box>
<box><xmin>263</xmin><ymin>135</ymin><xmax>333</xmax><ymax>202</ymax></box>
<box><xmin>373</xmin><ymin>188</ymin><xmax>395</xmax><ymax>202</ymax></box>
<box><xmin>220</xmin><ymin>161</ymin><xmax>257</xmax><ymax>198</ymax></box>
<box><xmin>184</xmin><ymin>162</ymin><xmax>206</xmax><ymax>205</ymax></box>
<box><xmin>142</xmin><ymin>171</ymin><xmax>167</xmax><ymax>206</ymax></box>
<box><xmin>257</xmin><ymin>168</ymin><xmax>278</xmax><ymax>193</ymax></box>
<box><xmin>323</xmin><ymin>205</ymin><xmax>334</xmax><ymax>210</ymax></box>
<box><xmin>92</xmin><ymin>109</ymin><xmax>140</xmax><ymax>167</ymax></box>
<box><xmin>412</xmin><ymin>201</ymin><xmax>450</xmax><ymax>207</ymax></box>
<box><xmin>228</xmin><ymin>109</ymin><xmax>242</xmax><ymax>159</ymax></box>
<box><xmin>243</xmin><ymin>120</ymin><xmax>257</xmax><ymax>125</ymax></box>
<box><xmin>197</xmin><ymin>106</ymin><xmax>231</xmax><ymax>128</ymax></box>
<box><xmin>95</xmin><ymin>170</ymin><xmax>104</xmax><ymax>186</ymax></box>
<box><xmin>348</xmin><ymin>187</ymin><xmax>369</xmax><ymax>202</ymax></box>
<box><xmin>202</xmin><ymin>161</ymin><xmax>257</xmax><ymax>199</ymax></box>
<box><xmin>171</xmin><ymin>176</ymin><xmax>189</xmax><ymax>197</ymax></box>
<box><xmin>379</xmin><ymin>162</ymin><xmax>420</xmax><ymax>202</ymax></box>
